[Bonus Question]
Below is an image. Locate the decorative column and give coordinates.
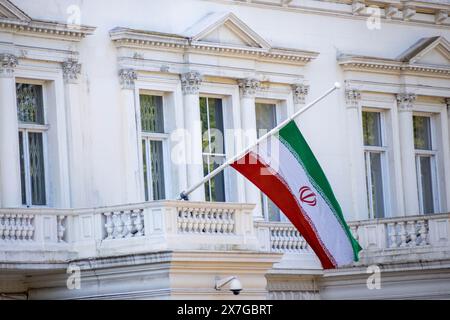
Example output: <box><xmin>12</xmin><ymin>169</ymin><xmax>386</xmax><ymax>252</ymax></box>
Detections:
<box><xmin>0</xmin><ymin>53</ymin><xmax>21</xmax><ymax>207</ymax></box>
<box><xmin>119</xmin><ymin>68</ymin><xmax>141</xmax><ymax>203</ymax></box>
<box><xmin>238</xmin><ymin>78</ymin><xmax>263</xmax><ymax>219</ymax></box>
<box><xmin>292</xmin><ymin>83</ymin><xmax>309</xmax><ymax>113</ymax></box>
<box><xmin>396</xmin><ymin>93</ymin><xmax>419</xmax><ymax>215</ymax></box>
<box><xmin>181</xmin><ymin>71</ymin><xmax>204</xmax><ymax>201</ymax></box>
<box><xmin>62</xmin><ymin>59</ymin><xmax>85</xmax><ymax>207</ymax></box>
<box><xmin>345</xmin><ymin>88</ymin><xmax>368</xmax><ymax>220</ymax></box>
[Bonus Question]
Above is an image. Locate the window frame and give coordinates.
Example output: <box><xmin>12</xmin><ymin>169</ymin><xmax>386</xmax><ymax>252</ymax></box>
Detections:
<box><xmin>362</xmin><ymin>108</ymin><xmax>390</xmax><ymax>219</ymax></box>
<box><xmin>138</xmin><ymin>92</ymin><xmax>170</xmax><ymax>201</ymax></box>
<box><xmin>199</xmin><ymin>95</ymin><xmax>227</xmax><ymax>202</ymax></box>
<box><xmin>413</xmin><ymin>112</ymin><xmax>440</xmax><ymax>214</ymax></box>
<box><xmin>16</xmin><ymin>80</ymin><xmax>50</xmax><ymax>207</ymax></box>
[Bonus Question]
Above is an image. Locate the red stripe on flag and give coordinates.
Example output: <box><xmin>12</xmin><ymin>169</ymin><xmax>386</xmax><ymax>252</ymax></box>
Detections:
<box><xmin>231</xmin><ymin>152</ymin><xmax>336</xmax><ymax>269</ymax></box>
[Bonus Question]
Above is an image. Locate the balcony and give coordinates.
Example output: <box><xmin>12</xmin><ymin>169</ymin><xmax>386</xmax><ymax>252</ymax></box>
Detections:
<box><xmin>255</xmin><ymin>213</ymin><xmax>450</xmax><ymax>267</ymax></box>
<box><xmin>1</xmin><ymin>202</ymin><xmax>449</xmax><ymax>267</ymax></box>
<box><xmin>0</xmin><ymin>201</ymin><xmax>259</xmax><ymax>266</ymax></box>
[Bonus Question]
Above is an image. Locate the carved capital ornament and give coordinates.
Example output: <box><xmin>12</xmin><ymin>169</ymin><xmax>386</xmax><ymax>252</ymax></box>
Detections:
<box><xmin>180</xmin><ymin>71</ymin><xmax>202</xmax><ymax>95</ymax></box>
<box><xmin>0</xmin><ymin>53</ymin><xmax>18</xmax><ymax>78</ymax></box>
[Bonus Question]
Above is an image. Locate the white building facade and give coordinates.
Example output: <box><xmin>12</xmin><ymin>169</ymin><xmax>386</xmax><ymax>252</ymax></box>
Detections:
<box><xmin>0</xmin><ymin>0</ymin><xmax>450</xmax><ymax>299</ymax></box>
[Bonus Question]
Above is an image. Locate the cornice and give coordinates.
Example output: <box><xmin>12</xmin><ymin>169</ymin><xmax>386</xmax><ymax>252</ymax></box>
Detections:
<box><xmin>109</xmin><ymin>27</ymin><xmax>318</xmax><ymax>66</ymax></box>
<box><xmin>208</xmin><ymin>0</ymin><xmax>450</xmax><ymax>28</ymax></box>
<box><xmin>0</xmin><ymin>17</ymin><xmax>96</xmax><ymax>41</ymax></box>
<box><xmin>338</xmin><ymin>55</ymin><xmax>450</xmax><ymax>77</ymax></box>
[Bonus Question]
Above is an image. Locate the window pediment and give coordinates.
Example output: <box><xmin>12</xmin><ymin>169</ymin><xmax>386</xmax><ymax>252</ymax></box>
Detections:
<box><xmin>110</xmin><ymin>12</ymin><xmax>318</xmax><ymax>66</ymax></box>
<box><xmin>184</xmin><ymin>12</ymin><xmax>270</xmax><ymax>49</ymax></box>
<box><xmin>338</xmin><ymin>36</ymin><xmax>450</xmax><ymax>76</ymax></box>
<box><xmin>0</xmin><ymin>0</ymin><xmax>95</xmax><ymax>41</ymax></box>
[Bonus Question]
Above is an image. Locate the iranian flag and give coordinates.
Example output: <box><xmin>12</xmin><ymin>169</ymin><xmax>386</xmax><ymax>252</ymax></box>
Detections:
<box><xmin>231</xmin><ymin>120</ymin><xmax>362</xmax><ymax>269</ymax></box>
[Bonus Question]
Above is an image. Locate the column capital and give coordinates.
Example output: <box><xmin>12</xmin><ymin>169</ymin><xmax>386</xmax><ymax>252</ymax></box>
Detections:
<box><xmin>180</xmin><ymin>71</ymin><xmax>202</xmax><ymax>95</ymax></box>
<box><xmin>345</xmin><ymin>88</ymin><xmax>361</xmax><ymax>108</ymax></box>
<box><xmin>291</xmin><ymin>83</ymin><xmax>310</xmax><ymax>104</ymax></box>
<box><xmin>119</xmin><ymin>68</ymin><xmax>137</xmax><ymax>90</ymax></box>
<box><xmin>0</xmin><ymin>53</ymin><xmax>18</xmax><ymax>78</ymax></box>
<box><xmin>445</xmin><ymin>98</ymin><xmax>450</xmax><ymax>111</ymax></box>
<box><xmin>238</xmin><ymin>78</ymin><xmax>260</xmax><ymax>98</ymax></box>
<box><xmin>62</xmin><ymin>59</ymin><xmax>81</xmax><ymax>84</ymax></box>
<box><xmin>396</xmin><ymin>93</ymin><xmax>416</xmax><ymax>112</ymax></box>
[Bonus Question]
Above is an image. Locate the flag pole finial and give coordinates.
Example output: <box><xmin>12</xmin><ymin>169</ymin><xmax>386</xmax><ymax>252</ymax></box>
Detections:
<box><xmin>334</xmin><ymin>82</ymin><xmax>341</xmax><ymax>89</ymax></box>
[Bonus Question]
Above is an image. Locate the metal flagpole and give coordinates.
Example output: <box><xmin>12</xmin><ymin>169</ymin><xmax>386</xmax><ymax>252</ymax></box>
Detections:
<box><xmin>178</xmin><ymin>82</ymin><xmax>342</xmax><ymax>200</ymax></box>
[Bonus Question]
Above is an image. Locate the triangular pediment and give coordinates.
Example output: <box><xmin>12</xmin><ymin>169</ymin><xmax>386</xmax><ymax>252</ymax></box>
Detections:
<box><xmin>398</xmin><ymin>36</ymin><xmax>450</xmax><ymax>66</ymax></box>
<box><xmin>184</xmin><ymin>12</ymin><xmax>270</xmax><ymax>49</ymax></box>
<box><xmin>0</xmin><ymin>0</ymin><xmax>31</xmax><ymax>21</ymax></box>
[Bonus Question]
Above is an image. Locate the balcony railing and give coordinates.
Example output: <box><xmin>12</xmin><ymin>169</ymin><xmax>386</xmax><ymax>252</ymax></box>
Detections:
<box><xmin>0</xmin><ymin>201</ymin><xmax>258</xmax><ymax>263</ymax></box>
<box><xmin>2</xmin><ymin>202</ymin><xmax>449</xmax><ymax>266</ymax></box>
<box><xmin>255</xmin><ymin>213</ymin><xmax>450</xmax><ymax>265</ymax></box>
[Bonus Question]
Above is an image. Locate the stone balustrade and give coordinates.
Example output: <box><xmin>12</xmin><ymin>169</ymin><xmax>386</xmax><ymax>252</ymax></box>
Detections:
<box><xmin>255</xmin><ymin>221</ymin><xmax>310</xmax><ymax>253</ymax></box>
<box><xmin>0</xmin><ymin>201</ymin><xmax>257</xmax><ymax>262</ymax></box>
<box><xmin>2</xmin><ymin>203</ymin><xmax>449</xmax><ymax>266</ymax></box>
<box><xmin>256</xmin><ymin>213</ymin><xmax>450</xmax><ymax>266</ymax></box>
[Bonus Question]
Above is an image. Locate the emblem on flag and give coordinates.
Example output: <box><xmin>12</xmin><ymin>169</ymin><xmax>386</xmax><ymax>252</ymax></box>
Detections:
<box><xmin>299</xmin><ymin>186</ymin><xmax>317</xmax><ymax>207</ymax></box>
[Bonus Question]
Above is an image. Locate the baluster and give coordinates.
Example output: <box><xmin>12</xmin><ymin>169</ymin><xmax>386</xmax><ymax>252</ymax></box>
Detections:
<box><xmin>122</xmin><ymin>211</ymin><xmax>133</xmax><ymax>238</ymax></box>
<box><xmin>407</xmin><ymin>220</ymin><xmax>417</xmax><ymax>247</ymax></box>
<box><xmin>217</xmin><ymin>209</ymin><xmax>224</xmax><ymax>233</ymax></box>
<box><xmin>198</xmin><ymin>211</ymin><xmax>206</xmax><ymax>234</ymax></box>
<box><xmin>15</xmin><ymin>215</ymin><xmax>23</xmax><ymax>241</ymax></box>
<box><xmin>350</xmin><ymin>225</ymin><xmax>359</xmax><ymax>242</ymax></box>
<box><xmin>10</xmin><ymin>214</ymin><xmax>17</xmax><ymax>241</ymax></box>
<box><xmin>27</xmin><ymin>216</ymin><xmax>34</xmax><ymax>241</ymax></box>
<box><xmin>114</xmin><ymin>212</ymin><xmax>125</xmax><ymax>238</ymax></box>
<box><xmin>229</xmin><ymin>211</ymin><xmax>236</xmax><ymax>234</ymax></box>
<box><xmin>21</xmin><ymin>215</ymin><xmax>29</xmax><ymax>241</ymax></box>
<box><xmin>180</xmin><ymin>210</ymin><xmax>187</xmax><ymax>233</ymax></box>
<box><xmin>399</xmin><ymin>221</ymin><xmax>407</xmax><ymax>247</ymax></box>
<box><xmin>104</xmin><ymin>212</ymin><xmax>114</xmax><ymax>239</ymax></box>
<box><xmin>418</xmin><ymin>219</ymin><xmax>428</xmax><ymax>246</ymax></box>
<box><xmin>387</xmin><ymin>222</ymin><xmax>397</xmax><ymax>248</ymax></box>
<box><xmin>0</xmin><ymin>213</ymin><xmax>4</xmax><ymax>241</ymax></box>
<box><xmin>57</xmin><ymin>215</ymin><xmax>66</xmax><ymax>242</ymax></box>
<box><xmin>210</xmin><ymin>210</ymin><xmax>217</xmax><ymax>233</ymax></box>
<box><xmin>134</xmin><ymin>210</ymin><xmax>144</xmax><ymax>236</ymax></box>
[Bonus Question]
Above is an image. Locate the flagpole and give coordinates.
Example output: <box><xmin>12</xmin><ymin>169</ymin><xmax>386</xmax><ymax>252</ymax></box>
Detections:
<box><xmin>178</xmin><ymin>82</ymin><xmax>342</xmax><ymax>200</ymax></box>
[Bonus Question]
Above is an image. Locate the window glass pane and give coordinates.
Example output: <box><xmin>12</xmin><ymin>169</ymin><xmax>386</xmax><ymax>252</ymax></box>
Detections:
<box><xmin>142</xmin><ymin>140</ymin><xmax>149</xmax><ymax>201</ymax></box>
<box><xmin>28</xmin><ymin>132</ymin><xmax>46</xmax><ymax>205</ymax></box>
<box><xmin>369</xmin><ymin>153</ymin><xmax>385</xmax><ymax>218</ymax></box>
<box><xmin>201</xmin><ymin>97</ymin><xmax>226</xmax><ymax>202</ymax></box>
<box><xmin>18</xmin><ymin>132</ymin><xmax>26</xmax><ymax>205</ymax></box>
<box><xmin>255</xmin><ymin>103</ymin><xmax>282</xmax><ymax>221</ymax></box>
<box><xmin>150</xmin><ymin>140</ymin><xmax>165</xmax><ymax>200</ymax></box>
<box><xmin>16</xmin><ymin>83</ymin><xmax>44</xmax><ymax>124</ymax></box>
<box><xmin>419</xmin><ymin>156</ymin><xmax>435</xmax><ymax>214</ymax></box>
<box><xmin>413</xmin><ymin>116</ymin><xmax>432</xmax><ymax>150</ymax></box>
<box><xmin>140</xmin><ymin>95</ymin><xmax>164</xmax><ymax>133</ymax></box>
<box><xmin>256</xmin><ymin>103</ymin><xmax>276</xmax><ymax>138</ymax></box>
<box><xmin>362</xmin><ymin>111</ymin><xmax>382</xmax><ymax>146</ymax></box>
<box><xmin>203</xmin><ymin>155</ymin><xmax>225</xmax><ymax>202</ymax></box>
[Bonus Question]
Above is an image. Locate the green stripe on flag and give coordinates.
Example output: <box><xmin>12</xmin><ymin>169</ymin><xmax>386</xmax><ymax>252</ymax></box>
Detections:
<box><xmin>278</xmin><ymin>120</ymin><xmax>362</xmax><ymax>261</ymax></box>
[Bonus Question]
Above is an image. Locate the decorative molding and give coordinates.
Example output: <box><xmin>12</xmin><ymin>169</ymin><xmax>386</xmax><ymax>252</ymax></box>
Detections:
<box><xmin>435</xmin><ymin>10</ymin><xmax>448</xmax><ymax>24</ymax></box>
<box><xmin>180</xmin><ymin>71</ymin><xmax>202</xmax><ymax>95</ymax></box>
<box><xmin>385</xmin><ymin>5</ymin><xmax>399</xmax><ymax>19</ymax></box>
<box><xmin>0</xmin><ymin>53</ymin><xmax>17</xmax><ymax>78</ymax></box>
<box><xmin>238</xmin><ymin>78</ymin><xmax>260</xmax><ymax>98</ymax></box>
<box><xmin>221</xmin><ymin>0</ymin><xmax>450</xmax><ymax>28</ymax></box>
<box><xmin>291</xmin><ymin>83</ymin><xmax>310</xmax><ymax>104</ymax></box>
<box><xmin>352</xmin><ymin>0</ymin><xmax>365</xmax><ymax>15</ymax></box>
<box><xmin>345</xmin><ymin>88</ymin><xmax>361</xmax><ymax>108</ymax></box>
<box><xmin>403</xmin><ymin>6</ymin><xmax>416</xmax><ymax>21</ymax></box>
<box><xmin>338</xmin><ymin>36</ymin><xmax>450</xmax><ymax>77</ymax></box>
<box><xmin>110</xmin><ymin>27</ymin><xmax>319</xmax><ymax>66</ymax></box>
<box><xmin>396</xmin><ymin>93</ymin><xmax>417</xmax><ymax>112</ymax></box>
<box><xmin>119</xmin><ymin>68</ymin><xmax>137</xmax><ymax>90</ymax></box>
<box><xmin>62</xmin><ymin>59</ymin><xmax>81</xmax><ymax>84</ymax></box>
